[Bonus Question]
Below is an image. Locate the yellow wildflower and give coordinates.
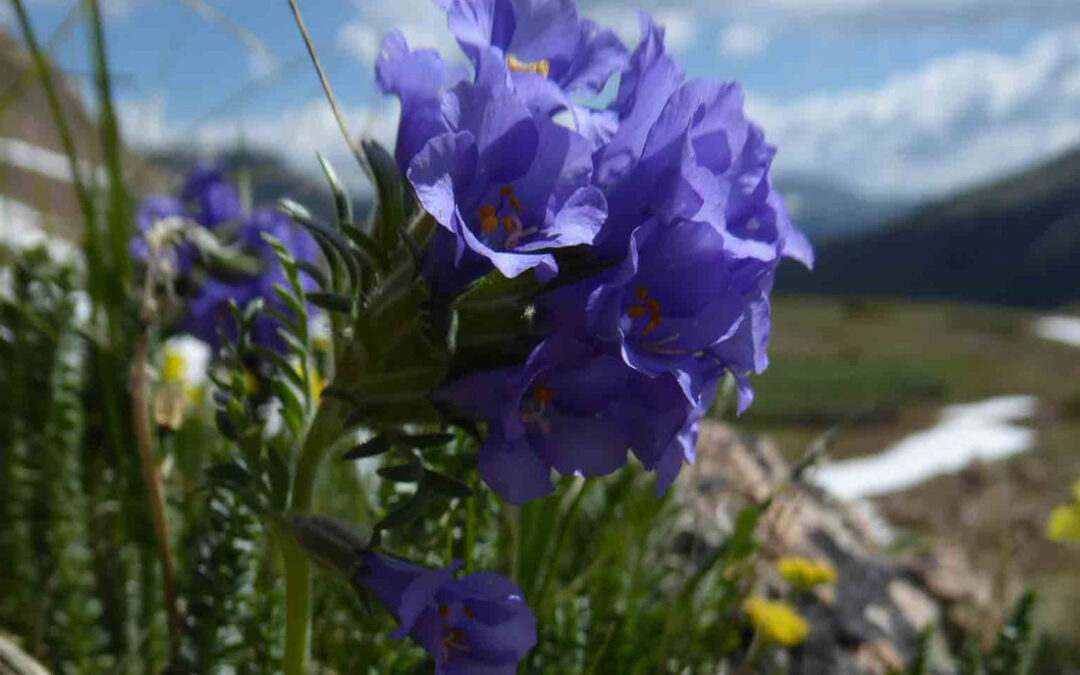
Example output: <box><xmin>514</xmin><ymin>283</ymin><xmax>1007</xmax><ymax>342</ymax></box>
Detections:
<box><xmin>1047</xmin><ymin>504</ymin><xmax>1080</xmax><ymax>543</ymax></box>
<box><xmin>778</xmin><ymin>556</ymin><xmax>837</xmax><ymax>591</ymax></box>
<box><xmin>156</xmin><ymin>340</ymin><xmax>208</xmax><ymax>430</ymax></box>
<box><xmin>744</xmin><ymin>597</ymin><xmax>810</xmax><ymax>646</ymax></box>
<box><xmin>161</xmin><ymin>352</ymin><xmax>187</xmax><ymax>383</ymax></box>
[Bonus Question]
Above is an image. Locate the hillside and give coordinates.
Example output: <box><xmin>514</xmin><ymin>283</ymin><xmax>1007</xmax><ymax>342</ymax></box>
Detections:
<box><xmin>774</xmin><ymin>173</ymin><xmax>911</xmax><ymax>242</ymax></box>
<box><xmin>783</xmin><ymin>146</ymin><xmax>1080</xmax><ymax>307</ymax></box>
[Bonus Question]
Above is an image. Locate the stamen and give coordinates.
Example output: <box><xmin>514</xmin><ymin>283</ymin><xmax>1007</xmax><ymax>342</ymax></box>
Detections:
<box><xmin>533</xmin><ymin>384</ymin><xmax>555</xmax><ymax>404</ymax></box>
<box><xmin>505</xmin><ymin>225</ymin><xmax>538</xmax><ymax>250</ymax></box>
<box><xmin>521</xmin><ymin>384</ymin><xmax>555</xmax><ymax>433</ymax></box>
<box><xmin>463</xmin><ymin>606</ymin><xmax>474</xmax><ymax>620</ymax></box>
<box><xmin>479</xmin><ymin>205</ymin><xmax>499</xmax><ymax>233</ymax></box>
<box><xmin>627</xmin><ymin>286</ymin><xmax>664</xmax><ymax>335</ymax></box>
<box><xmin>439</xmin><ymin>604</ymin><xmax>450</xmax><ymax>618</ymax></box>
<box><xmin>506</xmin><ymin>54</ymin><xmax>550</xmax><ymax>78</ymax></box>
<box><xmin>443</xmin><ymin>628</ymin><xmax>473</xmax><ymax>656</ymax></box>
<box><xmin>640</xmin><ymin>333</ymin><xmax>685</xmax><ymax>355</ymax></box>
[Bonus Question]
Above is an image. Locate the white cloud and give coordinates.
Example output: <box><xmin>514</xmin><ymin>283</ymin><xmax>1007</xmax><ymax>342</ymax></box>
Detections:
<box><xmin>338</xmin><ymin>23</ymin><xmax>380</xmax><ymax>63</ymax></box>
<box><xmin>118</xmin><ymin>95</ymin><xmax>400</xmax><ymax>196</ymax></box>
<box><xmin>747</xmin><ymin>26</ymin><xmax>1080</xmax><ymax>197</ymax></box>
<box><xmin>583</xmin><ymin>0</ymin><xmax>1080</xmax><ymax>37</ymax></box>
<box><xmin>337</xmin><ymin>0</ymin><xmax>461</xmax><ymax>65</ymax></box>
<box><xmin>584</xmin><ymin>5</ymin><xmax>697</xmax><ymax>54</ymax></box>
<box><xmin>717</xmin><ymin>24</ymin><xmax>769</xmax><ymax>58</ymax></box>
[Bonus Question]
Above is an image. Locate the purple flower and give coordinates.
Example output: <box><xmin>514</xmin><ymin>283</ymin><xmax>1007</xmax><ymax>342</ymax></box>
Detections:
<box><xmin>134</xmin><ymin>166</ymin><xmax>320</xmax><ymax>353</ymax></box>
<box><xmin>180</xmin><ymin>164</ymin><xmax>242</xmax><ymax>229</ymax></box>
<box><xmin>355</xmin><ymin>553</ymin><xmax>536</xmax><ymax>674</ymax></box>
<box><xmin>130</xmin><ymin>195</ymin><xmax>194</xmax><ymax>274</ymax></box>
<box><xmin>376</xmin><ymin>31</ymin><xmax>469</xmax><ymax>175</ymax></box>
<box><xmin>408</xmin><ymin>50</ymin><xmax>606</xmax><ymax>287</ymax></box>
<box><xmin>185</xmin><ymin>208</ymin><xmax>318</xmax><ymax>352</ymax></box>
<box><xmin>589</xmin><ymin>15</ymin><xmax>812</xmax><ymax>269</ymax></box>
<box><xmin>438</xmin><ymin>334</ymin><xmax>699</xmax><ymax>502</ymax></box>
<box><xmin>439</xmin><ymin>0</ymin><xmax>627</xmax><ymax>115</ymax></box>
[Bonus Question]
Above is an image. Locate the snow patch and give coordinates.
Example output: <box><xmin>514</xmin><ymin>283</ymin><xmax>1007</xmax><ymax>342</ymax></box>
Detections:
<box><xmin>1034</xmin><ymin>315</ymin><xmax>1080</xmax><ymax>348</ymax></box>
<box><xmin>814</xmin><ymin>395</ymin><xmax>1037</xmax><ymax>501</ymax></box>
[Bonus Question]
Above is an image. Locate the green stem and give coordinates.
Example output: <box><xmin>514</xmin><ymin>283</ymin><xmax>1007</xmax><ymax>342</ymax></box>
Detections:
<box><xmin>281</xmin><ymin>396</ymin><xmax>347</xmax><ymax>675</ymax></box>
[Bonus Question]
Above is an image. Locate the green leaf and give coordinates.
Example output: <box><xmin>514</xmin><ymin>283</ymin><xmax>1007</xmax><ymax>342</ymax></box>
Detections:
<box><xmin>242</xmin><ymin>297</ymin><xmax>266</xmax><ymax>326</ymax></box>
<box><xmin>305</xmin><ymin>292</ymin><xmax>353</xmax><ymax>314</ymax></box>
<box><xmin>396</xmin><ymin>432</ymin><xmax>456</xmax><ymax>449</ymax></box>
<box><xmin>342</xmin><ymin>434</ymin><xmax>391</xmax><ymax>460</ymax></box>
<box><xmin>375</xmin><ymin>489</ymin><xmax>429</xmax><ymax>531</ymax></box>
<box><xmin>453</xmin><ymin>268</ymin><xmax>543</xmax><ymax>311</ymax></box>
<box><xmin>424</xmin><ymin>470</ymin><xmax>473</xmax><ymax>498</ymax></box>
<box><xmin>296</xmin><ymin>260</ymin><xmax>329</xmax><ymax>291</ymax></box>
<box><xmin>362</xmin><ymin>137</ymin><xmax>407</xmax><ymax>255</ymax></box>
<box><xmin>278</xmin><ymin>198</ymin><xmax>360</xmax><ymax>291</ymax></box>
<box><xmin>341</xmin><ymin>222</ymin><xmax>390</xmax><ymax>272</ymax></box>
<box><xmin>267</xmin><ymin>446</ymin><xmax>291</xmax><ymax>511</ymax></box>
<box><xmin>321</xmin><ymin>386</ymin><xmax>359</xmax><ymax>405</ymax></box>
<box><xmin>271</xmin><ymin>284</ymin><xmax>308</xmax><ymax>328</ymax></box>
<box><xmin>377</xmin><ymin>463</ymin><xmax>424</xmax><ymax>482</ymax></box>
<box><xmin>272</xmin><ymin>379</ymin><xmax>307</xmax><ymax>424</ymax></box>
<box><xmin>253</xmin><ymin>345</ymin><xmax>307</xmax><ymax>394</ymax></box>
<box><xmin>215</xmin><ymin>409</ymin><xmax>239</xmax><ymax>441</ymax></box>
<box><xmin>207</xmin><ymin>461</ymin><xmax>251</xmax><ymax>488</ymax></box>
<box><xmin>316</xmin><ymin>152</ymin><xmax>353</xmax><ymax>227</ymax></box>
<box><xmin>342</xmin><ymin>404</ymin><xmax>371</xmax><ymax>430</ymax></box>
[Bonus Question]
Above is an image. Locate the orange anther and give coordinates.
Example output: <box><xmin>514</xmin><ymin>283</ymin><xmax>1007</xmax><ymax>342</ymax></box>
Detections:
<box><xmin>635</xmin><ymin>286</ymin><xmax>649</xmax><ymax>301</ymax></box>
<box><xmin>627</xmin><ymin>305</ymin><xmax>647</xmax><ymax>319</ymax></box>
<box><xmin>439</xmin><ymin>604</ymin><xmax>450</xmax><ymax>618</ymax></box>
<box><xmin>533</xmin><ymin>384</ymin><xmax>555</xmax><ymax>404</ymax></box>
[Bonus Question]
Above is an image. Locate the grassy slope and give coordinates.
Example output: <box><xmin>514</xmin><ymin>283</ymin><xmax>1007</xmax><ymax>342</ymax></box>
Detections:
<box><xmin>737</xmin><ymin>295</ymin><xmax>1080</xmax><ymax>654</ymax></box>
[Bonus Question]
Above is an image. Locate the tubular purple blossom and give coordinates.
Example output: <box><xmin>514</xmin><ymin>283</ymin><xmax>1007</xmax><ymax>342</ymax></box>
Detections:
<box><xmin>354</xmin><ymin>553</ymin><xmax>537</xmax><ymax>674</ymax></box>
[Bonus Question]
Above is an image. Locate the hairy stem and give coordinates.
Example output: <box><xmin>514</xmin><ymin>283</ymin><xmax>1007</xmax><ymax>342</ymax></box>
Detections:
<box><xmin>282</xmin><ymin>391</ymin><xmax>349</xmax><ymax>674</ymax></box>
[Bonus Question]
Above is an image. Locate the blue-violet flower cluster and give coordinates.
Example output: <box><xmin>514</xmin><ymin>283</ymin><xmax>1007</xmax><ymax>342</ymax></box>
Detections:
<box><xmin>377</xmin><ymin>0</ymin><xmax>813</xmax><ymax>504</ymax></box>
<box><xmin>132</xmin><ymin>165</ymin><xmax>318</xmax><ymax>352</ymax></box>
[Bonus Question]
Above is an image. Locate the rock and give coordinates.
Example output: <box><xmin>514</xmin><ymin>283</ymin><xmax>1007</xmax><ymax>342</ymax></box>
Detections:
<box><xmin>672</xmin><ymin>421</ymin><xmax>1006</xmax><ymax>675</ymax></box>
<box><xmin>0</xmin><ymin>633</ymin><xmax>50</xmax><ymax>675</ymax></box>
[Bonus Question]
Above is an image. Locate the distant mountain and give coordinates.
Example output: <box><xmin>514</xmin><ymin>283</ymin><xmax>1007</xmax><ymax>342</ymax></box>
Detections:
<box><xmin>146</xmin><ymin>146</ymin><xmax>372</xmax><ymax>226</ymax></box>
<box><xmin>782</xmin><ymin>146</ymin><xmax>1080</xmax><ymax>307</ymax></box>
<box><xmin>774</xmin><ymin>174</ymin><xmax>912</xmax><ymax>242</ymax></box>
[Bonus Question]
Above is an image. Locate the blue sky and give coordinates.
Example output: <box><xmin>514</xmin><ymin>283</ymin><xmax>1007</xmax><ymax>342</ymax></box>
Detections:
<box><xmin>7</xmin><ymin>0</ymin><xmax>1080</xmax><ymax>200</ymax></box>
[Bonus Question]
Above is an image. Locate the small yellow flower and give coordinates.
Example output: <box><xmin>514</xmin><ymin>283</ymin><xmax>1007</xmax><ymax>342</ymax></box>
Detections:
<box><xmin>310</xmin><ymin>369</ymin><xmax>326</xmax><ymax>401</ymax></box>
<box><xmin>161</xmin><ymin>351</ymin><xmax>187</xmax><ymax>383</ymax></box>
<box><xmin>155</xmin><ymin>337</ymin><xmax>211</xmax><ymax>430</ymax></box>
<box><xmin>744</xmin><ymin>597</ymin><xmax>810</xmax><ymax>646</ymax></box>
<box><xmin>1047</xmin><ymin>504</ymin><xmax>1080</xmax><ymax>543</ymax></box>
<box><xmin>778</xmin><ymin>556</ymin><xmax>837</xmax><ymax>591</ymax></box>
